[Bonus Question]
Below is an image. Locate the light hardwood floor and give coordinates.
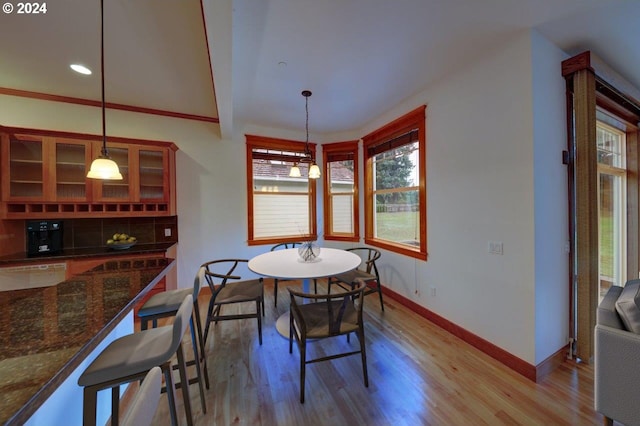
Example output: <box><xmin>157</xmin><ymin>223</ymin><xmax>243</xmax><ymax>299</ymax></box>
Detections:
<box><xmin>151</xmin><ymin>279</ymin><xmax>604</xmax><ymax>426</ymax></box>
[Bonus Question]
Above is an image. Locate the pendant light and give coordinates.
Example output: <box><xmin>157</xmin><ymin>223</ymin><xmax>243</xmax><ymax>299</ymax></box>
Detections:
<box><xmin>289</xmin><ymin>90</ymin><xmax>320</xmax><ymax>179</ymax></box>
<box><xmin>87</xmin><ymin>0</ymin><xmax>123</xmax><ymax>180</ymax></box>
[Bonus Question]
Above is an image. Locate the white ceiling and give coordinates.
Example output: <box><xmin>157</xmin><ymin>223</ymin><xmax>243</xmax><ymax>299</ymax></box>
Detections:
<box><xmin>1</xmin><ymin>0</ymin><xmax>639</xmax><ymax>139</ymax></box>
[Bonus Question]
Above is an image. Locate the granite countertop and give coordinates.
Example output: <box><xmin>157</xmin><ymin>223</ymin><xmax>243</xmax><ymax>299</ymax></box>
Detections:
<box><xmin>0</xmin><ymin>256</ymin><xmax>176</xmax><ymax>425</ymax></box>
<box><xmin>0</xmin><ymin>242</ymin><xmax>176</xmax><ymax>266</ymax></box>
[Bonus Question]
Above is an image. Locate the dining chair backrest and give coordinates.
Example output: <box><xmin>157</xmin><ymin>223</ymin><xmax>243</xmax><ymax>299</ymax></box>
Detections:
<box><xmin>349</xmin><ymin>247</ymin><xmax>381</xmax><ymax>275</ymax></box>
<box><xmin>201</xmin><ymin>259</ymin><xmax>247</xmax><ymax>295</ymax></box>
<box><xmin>271</xmin><ymin>242</ymin><xmax>301</xmax><ymax>251</ymax></box>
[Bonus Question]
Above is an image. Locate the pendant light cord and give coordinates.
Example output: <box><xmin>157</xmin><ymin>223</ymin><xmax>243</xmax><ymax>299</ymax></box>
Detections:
<box><xmin>302</xmin><ymin>90</ymin><xmax>312</xmax><ymax>158</ymax></box>
<box><xmin>305</xmin><ymin>94</ymin><xmax>309</xmax><ymax>155</ymax></box>
<box><xmin>100</xmin><ymin>0</ymin><xmax>108</xmax><ymax>157</ymax></box>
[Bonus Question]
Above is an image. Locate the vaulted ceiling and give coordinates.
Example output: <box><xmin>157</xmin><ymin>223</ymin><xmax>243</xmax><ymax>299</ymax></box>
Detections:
<box><xmin>1</xmin><ymin>0</ymin><xmax>638</xmax><ymax>139</ymax></box>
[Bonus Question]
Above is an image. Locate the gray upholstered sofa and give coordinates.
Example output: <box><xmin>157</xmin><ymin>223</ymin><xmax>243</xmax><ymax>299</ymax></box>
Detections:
<box><xmin>595</xmin><ymin>280</ymin><xmax>640</xmax><ymax>426</ymax></box>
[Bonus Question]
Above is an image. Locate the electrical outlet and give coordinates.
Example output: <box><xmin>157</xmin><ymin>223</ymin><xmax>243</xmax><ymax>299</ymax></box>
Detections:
<box><xmin>488</xmin><ymin>241</ymin><xmax>503</xmax><ymax>255</ymax></box>
<box><xmin>164</xmin><ymin>228</ymin><xmax>172</xmax><ymax>237</ymax></box>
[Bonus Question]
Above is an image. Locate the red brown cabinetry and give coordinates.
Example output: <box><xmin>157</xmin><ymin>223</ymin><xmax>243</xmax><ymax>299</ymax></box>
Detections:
<box><xmin>0</xmin><ymin>126</ymin><xmax>177</xmax><ymax>219</ymax></box>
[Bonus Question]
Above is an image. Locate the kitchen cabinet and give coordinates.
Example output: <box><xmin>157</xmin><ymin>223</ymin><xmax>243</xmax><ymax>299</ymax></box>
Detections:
<box><xmin>0</xmin><ymin>126</ymin><xmax>177</xmax><ymax>218</ymax></box>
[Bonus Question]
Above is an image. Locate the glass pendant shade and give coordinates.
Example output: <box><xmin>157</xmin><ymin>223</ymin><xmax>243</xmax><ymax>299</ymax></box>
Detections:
<box><xmin>87</xmin><ymin>156</ymin><xmax>123</xmax><ymax>180</ymax></box>
<box><xmin>308</xmin><ymin>163</ymin><xmax>321</xmax><ymax>179</ymax></box>
<box><xmin>86</xmin><ymin>0</ymin><xmax>122</xmax><ymax>181</ymax></box>
<box><xmin>288</xmin><ymin>90</ymin><xmax>321</xmax><ymax>180</ymax></box>
<box><xmin>289</xmin><ymin>164</ymin><xmax>302</xmax><ymax>177</ymax></box>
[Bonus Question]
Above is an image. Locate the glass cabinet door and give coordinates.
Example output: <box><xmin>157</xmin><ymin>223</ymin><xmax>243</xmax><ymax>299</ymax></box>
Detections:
<box><xmin>8</xmin><ymin>135</ymin><xmax>44</xmax><ymax>199</ymax></box>
<box><xmin>99</xmin><ymin>146</ymin><xmax>130</xmax><ymax>200</ymax></box>
<box><xmin>138</xmin><ymin>148</ymin><xmax>166</xmax><ymax>200</ymax></box>
<box><xmin>55</xmin><ymin>141</ymin><xmax>90</xmax><ymax>200</ymax></box>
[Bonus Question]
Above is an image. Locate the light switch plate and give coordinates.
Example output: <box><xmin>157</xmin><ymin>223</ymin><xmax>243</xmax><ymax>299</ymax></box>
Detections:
<box><xmin>164</xmin><ymin>228</ymin><xmax>172</xmax><ymax>237</ymax></box>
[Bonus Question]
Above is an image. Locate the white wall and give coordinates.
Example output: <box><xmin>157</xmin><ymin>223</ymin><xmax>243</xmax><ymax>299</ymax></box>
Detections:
<box><xmin>0</xmin><ymin>27</ymin><xmax>571</xmax><ymax>366</ymax></box>
<box><xmin>530</xmin><ymin>30</ymin><xmax>570</xmax><ymax>364</ymax></box>
<box><xmin>346</xmin><ymin>30</ymin><xmax>538</xmax><ymax>363</ymax></box>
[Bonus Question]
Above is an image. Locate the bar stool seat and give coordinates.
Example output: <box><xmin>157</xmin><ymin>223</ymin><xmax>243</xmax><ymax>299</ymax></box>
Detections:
<box><xmin>78</xmin><ymin>295</ymin><xmax>194</xmax><ymax>426</ymax></box>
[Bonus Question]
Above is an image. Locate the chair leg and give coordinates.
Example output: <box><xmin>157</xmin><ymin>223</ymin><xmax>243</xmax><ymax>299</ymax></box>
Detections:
<box><xmin>162</xmin><ymin>361</ymin><xmax>179</xmax><ymax>426</ymax></box>
<box><xmin>289</xmin><ymin>312</ymin><xmax>294</xmax><ymax>354</ymax></box>
<box><xmin>274</xmin><ymin>278</ymin><xmax>279</xmax><ymax>307</ymax></box>
<box><xmin>189</xmin><ymin>314</ymin><xmax>207</xmax><ymax>413</ymax></box>
<box><xmin>176</xmin><ymin>343</ymin><xmax>194</xmax><ymax>426</ymax></box>
<box><xmin>203</xmin><ymin>296</ymin><xmax>215</xmax><ymax>346</ymax></box>
<box><xmin>300</xmin><ymin>339</ymin><xmax>307</xmax><ymax>403</ymax></box>
<box><xmin>83</xmin><ymin>385</ymin><xmax>98</xmax><ymax>426</ymax></box>
<box><xmin>111</xmin><ymin>385</ymin><xmax>120</xmax><ymax>426</ymax></box>
<box><xmin>358</xmin><ymin>328</ymin><xmax>369</xmax><ymax>387</ymax></box>
<box><xmin>377</xmin><ymin>281</ymin><xmax>384</xmax><ymax>311</ymax></box>
<box><xmin>193</xmin><ymin>299</ymin><xmax>210</xmax><ymax>389</ymax></box>
<box><xmin>256</xmin><ymin>298</ymin><xmax>263</xmax><ymax>345</ymax></box>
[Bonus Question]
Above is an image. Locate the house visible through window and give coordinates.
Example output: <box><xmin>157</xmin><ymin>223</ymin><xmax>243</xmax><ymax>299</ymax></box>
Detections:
<box><xmin>246</xmin><ymin>134</ymin><xmax>317</xmax><ymax>245</ymax></box>
<box><xmin>323</xmin><ymin>141</ymin><xmax>359</xmax><ymax>241</ymax></box>
<box><xmin>362</xmin><ymin>106</ymin><xmax>427</xmax><ymax>260</ymax></box>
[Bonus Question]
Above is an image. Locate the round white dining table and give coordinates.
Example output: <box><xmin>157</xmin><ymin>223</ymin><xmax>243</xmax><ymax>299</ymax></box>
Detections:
<box><xmin>248</xmin><ymin>247</ymin><xmax>361</xmax><ymax>337</ymax></box>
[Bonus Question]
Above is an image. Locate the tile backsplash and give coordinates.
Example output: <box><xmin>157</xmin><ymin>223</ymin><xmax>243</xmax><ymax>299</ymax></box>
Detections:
<box><xmin>62</xmin><ymin>216</ymin><xmax>178</xmax><ymax>249</ymax></box>
<box><xmin>0</xmin><ymin>216</ymin><xmax>178</xmax><ymax>255</ymax></box>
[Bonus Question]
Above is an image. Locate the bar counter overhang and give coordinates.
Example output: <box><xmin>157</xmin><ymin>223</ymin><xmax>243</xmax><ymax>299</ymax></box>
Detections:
<box><xmin>0</xmin><ymin>256</ymin><xmax>176</xmax><ymax>425</ymax></box>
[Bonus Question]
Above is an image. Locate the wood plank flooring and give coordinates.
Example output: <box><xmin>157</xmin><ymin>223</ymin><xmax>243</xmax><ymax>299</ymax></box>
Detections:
<box><xmin>151</xmin><ymin>279</ymin><xmax>605</xmax><ymax>425</ymax></box>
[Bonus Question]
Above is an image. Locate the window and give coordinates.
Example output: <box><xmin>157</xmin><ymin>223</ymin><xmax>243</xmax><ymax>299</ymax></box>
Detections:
<box><xmin>597</xmin><ymin>117</ymin><xmax>627</xmax><ymax>298</ymax></box>
<box><xmin>362</xmin><ymin>106</ymin><xmax>427</xmax><ymax>260</ymax></box>
<box><xmin>246</xmin><ymin>134</ymin><xmax>317</xmax><ymax>245</ymax></box>
<box><xmin>323</xmin><ymin>141</ymin><xmax>359</xmax><ymax>241</ymax></box>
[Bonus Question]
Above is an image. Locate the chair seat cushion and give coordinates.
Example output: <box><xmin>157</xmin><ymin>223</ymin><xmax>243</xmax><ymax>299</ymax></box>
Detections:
<box><xmin>334</xmin><ymin>270</ymin><xmax>376</xmax><ymax>285</ymax></box>
<box><xmin>615</xmin><ymin>281</ymin><xmax>640</xmax><ymax>334</ymax></box>
<box><xmin>297</xmin><ymin>300</ymin><xmax>359</xmax><ymax>338</ymax></box>
<box><xmin>78</xmin><ymin>326</ymin><xmax>173</xmax><ymax>387</ymax></box>
<box><xmin>138</xmin><ymin>288</ymin><xmax>192</xmax><ymax>318</ymax></box>
<box><xmin>217</xmin><ymin>279</ymin><xmax>262</xmax><ymax>304</ymax></box>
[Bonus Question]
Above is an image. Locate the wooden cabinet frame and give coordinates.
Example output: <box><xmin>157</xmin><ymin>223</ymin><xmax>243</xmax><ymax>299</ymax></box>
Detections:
<box><xmin>0</xmin><ymin>126</ymin><xmax>177</xmax><ymax>219</ymax></box>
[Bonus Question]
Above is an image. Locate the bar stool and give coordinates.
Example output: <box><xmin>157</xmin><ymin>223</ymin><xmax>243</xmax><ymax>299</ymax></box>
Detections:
<box><xmin>121</xmin><ymin>366</ymin><xmax>162</xmax><ymax>426</ymax></box>
<box><xmin>137</xmin><ymin>266</ymin><xmax>209</xmax><ymax>412</ymax></box>
<box><xmin>78</xmin><ymin>295</ymin><xmax>194</xmax><ymax>426</ymax></box>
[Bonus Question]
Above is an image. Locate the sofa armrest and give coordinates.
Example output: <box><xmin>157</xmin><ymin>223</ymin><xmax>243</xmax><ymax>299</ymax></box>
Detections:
<box><xmin>595</xmin><ymin>324</ymin><xmax>640</xmax><ymax>426</ymax></box>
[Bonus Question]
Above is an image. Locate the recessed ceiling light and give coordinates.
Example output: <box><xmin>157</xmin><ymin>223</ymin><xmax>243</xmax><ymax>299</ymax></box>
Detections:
<box><xmin>70</xmin><ymin>64</ymin><xmax>92</xmax><ymax>75</ymax></box>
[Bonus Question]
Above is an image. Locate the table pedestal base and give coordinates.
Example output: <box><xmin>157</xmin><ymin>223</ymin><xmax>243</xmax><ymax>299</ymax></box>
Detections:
<box><xmin>275</xmin><ymin>312</ymin><xmax>290</xmax><ymax>338</ymax></box>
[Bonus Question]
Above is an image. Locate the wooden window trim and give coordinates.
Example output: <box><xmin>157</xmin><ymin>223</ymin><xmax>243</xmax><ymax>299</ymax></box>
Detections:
<box><xmin>245</xmin><ymin>134</ymin><xmax>317</xmax><ymax>246</ymax></box>
<box><xmin>322</xmin><ymin>140</ymin><xmax>359</xmax><ymax>242</ymax></box>
<box><xmin>362</xmin><ymin>106</ymin><xmax>427</xmax><ymax>260</ymax></box>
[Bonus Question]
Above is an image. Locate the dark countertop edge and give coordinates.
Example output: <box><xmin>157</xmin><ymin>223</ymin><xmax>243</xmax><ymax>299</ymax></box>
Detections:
<box><xmin>0</xmin><ymin>242</ymin><xmax>177</xmax><ymax>265</ymax></box>
<box><xmin>4</xmin><ymin>258</ymin><xmax>177</xmax><ymax>426</ymax></box>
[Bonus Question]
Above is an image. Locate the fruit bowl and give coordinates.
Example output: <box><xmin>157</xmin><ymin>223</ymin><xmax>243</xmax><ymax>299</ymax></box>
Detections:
<box><xmin>108</xmin><ymin>241</ymin><xmax>137</xmax><ymax>250</ymax></box>
<box><xmin>106</xmin><ymin>233</ymin><xmax>137</xmax><ymax>250</ymax></box>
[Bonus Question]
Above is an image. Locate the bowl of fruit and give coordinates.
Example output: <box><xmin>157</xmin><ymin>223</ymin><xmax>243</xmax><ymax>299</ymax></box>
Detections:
<box><xmin>107</xmin><ymin>233</ymin><xmax>137</xmax><ymax>250</ymax></box>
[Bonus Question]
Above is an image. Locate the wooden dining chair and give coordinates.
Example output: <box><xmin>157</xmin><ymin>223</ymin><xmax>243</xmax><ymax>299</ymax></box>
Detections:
<box><xmin>328</xmin><ymin>247</ymin><xmax>384</xmax><ymax>311</ymax></box>
<box><xmin>287</xmin><ymin>282</ymin><xmax>369</xmax><ymax>403</ymax></box>
<box><xmin>201</xmin><ymin>259</ymin><xmax>265</xmax><ymax>345</ymax></box>
<box><xmin>270</xmin><ymin>242</ymin><xmax>317</xmax><ymax>307</ymax></box>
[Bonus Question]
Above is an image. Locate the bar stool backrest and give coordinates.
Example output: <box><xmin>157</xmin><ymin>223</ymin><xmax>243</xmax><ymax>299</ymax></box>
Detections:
<box><xmin>193</xmin><ymin>267</ymin><xmax>205</xmax><ymax>301</ymax></box>
<box><xmin>170</xmin><ymin>295</ymin><xmax>193</xmax><ymax>358</ymax></box>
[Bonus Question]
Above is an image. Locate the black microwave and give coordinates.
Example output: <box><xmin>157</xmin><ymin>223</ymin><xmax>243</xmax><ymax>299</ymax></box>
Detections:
<box><xmin>26</xmin><ymin>220</ymin><xmax>63</xmax><ymax>256</ymax></box>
